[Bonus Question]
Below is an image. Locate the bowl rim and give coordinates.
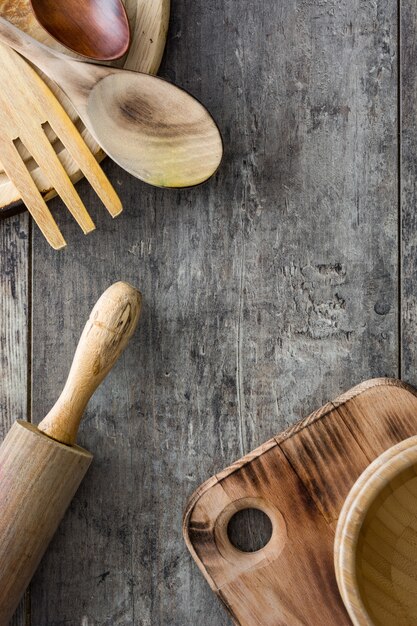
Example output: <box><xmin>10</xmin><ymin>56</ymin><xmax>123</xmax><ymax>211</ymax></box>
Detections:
<box><xmin>334</xmin><ymin>435</ymin><xmax>417</xmax><ymax>625</ymax></box>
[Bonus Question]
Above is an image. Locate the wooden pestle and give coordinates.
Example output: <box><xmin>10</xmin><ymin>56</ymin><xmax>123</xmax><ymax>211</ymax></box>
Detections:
<box><xmin>0</xmin><ymin>281</ymin><xmax>141</xmax><ymax>625</ymax></box>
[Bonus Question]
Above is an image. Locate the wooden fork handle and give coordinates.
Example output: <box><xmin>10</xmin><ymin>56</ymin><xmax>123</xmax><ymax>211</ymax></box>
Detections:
<box><xmin>38</xmin><ymin>282</ymin><xmax>142</xmax><ymax>445</ymax></box>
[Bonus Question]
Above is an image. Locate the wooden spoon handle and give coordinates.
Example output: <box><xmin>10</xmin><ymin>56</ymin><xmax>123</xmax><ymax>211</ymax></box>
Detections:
<box><xmin>0</xmin><ymin>16</ymin><xmax>63</xmax><ymax>68</ymax></box>
<box><xmin>0</xmin><ymin>17</ymin><xmax>104</xmax><ymax>114</ymax></box>
<box><xmin>38</xmin><ymin>282</ymin><xmax>142</xmax><ymax>445</ymax></box>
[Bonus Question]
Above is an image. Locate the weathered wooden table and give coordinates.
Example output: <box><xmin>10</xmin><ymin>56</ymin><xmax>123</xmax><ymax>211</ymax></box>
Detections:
<box><xmin>1</xmin><ymin>0</ymin><xmax>415</xmax><ymax>624</ymax></box>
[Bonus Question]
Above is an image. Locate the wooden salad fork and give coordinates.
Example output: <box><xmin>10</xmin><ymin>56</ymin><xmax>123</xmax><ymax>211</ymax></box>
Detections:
<box><xmin>0</xmin><ymin>42</ymin><xmax>122</xmax><ymax>249</ymax></box>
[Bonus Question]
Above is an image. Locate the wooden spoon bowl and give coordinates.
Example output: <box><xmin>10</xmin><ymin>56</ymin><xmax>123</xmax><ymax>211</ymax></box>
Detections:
<box><xmin>335</xmin><ymin>436</ymin><xmax>417</xmax><ymax>626</ymax></box>
<box><xmin>0</xmin><ymin>16</ymin><xmax>223</xmax><ymax>189</ymax></box>
<box><xmin>29</xmin><ymin>0</ymin><xmax>130</xmax><ymax>60</ymax></box>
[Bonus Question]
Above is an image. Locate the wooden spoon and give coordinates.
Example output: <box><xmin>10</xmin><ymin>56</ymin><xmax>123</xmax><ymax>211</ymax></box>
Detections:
<box><xmin>0</xmin><ymin>17</ymin><xmax>223</xmax><ymax>188</ymax></box>
<box><xmin>29</xmin><ymin>0</ymin><xmax>130</xmax><ymax>61</ymax></box>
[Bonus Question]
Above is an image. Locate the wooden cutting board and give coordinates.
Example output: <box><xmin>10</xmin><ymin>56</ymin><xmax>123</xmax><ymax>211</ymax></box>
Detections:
<box><xmin>183</xmin><ymin>378</ymin><xmax>417</xmax><ymax>626</ymax></box>
<box><xmin>0</xmin><ymin>0</ymin><xmax>170</xmax><ymax>215</ymax></box>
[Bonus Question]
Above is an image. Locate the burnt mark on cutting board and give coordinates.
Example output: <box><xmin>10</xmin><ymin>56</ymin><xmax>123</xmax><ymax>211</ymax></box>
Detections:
<box><xmin>384</xmin><ymin>414</ymin><xmax>409</xmax><ymax>443</ymax></box>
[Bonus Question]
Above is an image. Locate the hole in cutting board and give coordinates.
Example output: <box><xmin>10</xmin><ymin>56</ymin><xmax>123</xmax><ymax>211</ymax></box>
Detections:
<box><xmin>227</xmin><ymin>508</ymin><xmax>273</xmax><ymax>552</ymax></box>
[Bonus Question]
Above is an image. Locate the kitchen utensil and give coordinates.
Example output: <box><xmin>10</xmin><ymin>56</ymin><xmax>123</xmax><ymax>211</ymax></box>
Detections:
<box><xmin>0</xmin><ymin>0</ymin><xmax>170</xmax><ymax>212</ymax></box>
<box><xmin>0</xmin><ymin>281</ymin><xmax>142</xmax><ymax>624</ymax></box>
<box><xmin>335</xmin><ymin>436</ymin><xmax>417</xmax><ymax>626</ymax></box>
<box><xmin>184</xmin><ymin>378</ymin><xmax>417</xmax><ymax>626</ymax></box>
<box><xmin>0</xmin><ymin>42</ymin><xmax>122</xmax><ymax>248</ymax></box>
<box><xmin>30</xmin><ymin>0</ymin><xmax>130</xmax><ymax>60</ymax></box>
<box><xmin>0</xmin><ymin>16</ymin><xmax>223</xmax><ymax>188</ymax></box>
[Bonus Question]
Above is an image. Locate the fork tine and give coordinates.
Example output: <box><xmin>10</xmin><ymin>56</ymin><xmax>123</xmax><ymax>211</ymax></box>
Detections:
<box><xmin>0</xmin><ymin>137</ymin><xmax>66</xmax><ymax>249</ymax></box>
<box><xmin>47</xmin><ymin>116</ymin><xmax>123</xmax><ymax>218</ymax></box>
<box><xmin>21</xmin><ymin>127</ymin><xmax>96</xmax><ymax>235</ymax></box>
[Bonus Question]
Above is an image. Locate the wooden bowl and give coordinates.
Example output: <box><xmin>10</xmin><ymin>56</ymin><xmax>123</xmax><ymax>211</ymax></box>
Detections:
<box><xmin>335</xmin><ymin>436</ymin><xmax>417</xmax><ymax>626</ymax></box>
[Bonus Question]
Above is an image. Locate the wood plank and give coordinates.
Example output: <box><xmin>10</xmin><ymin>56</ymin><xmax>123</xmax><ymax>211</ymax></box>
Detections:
<box><xmin>29</xmin><ymin>0</ymin><xmax>399</xmax><ymax>624</ymax></box>
<box><xmin>401</xmin><ymin>0</ymin><xmax>417</xmax><ymax>385</ymax></box>
<box><xmin>0</xmin><ymin>214</ymin><xmax>30</xmax><ymax>626</ymax></box>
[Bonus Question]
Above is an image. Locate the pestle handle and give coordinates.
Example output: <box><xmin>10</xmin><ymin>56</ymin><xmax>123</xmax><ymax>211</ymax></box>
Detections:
<box><xmin>38</xmin><ymin>281</ymin><xmax>142</xmax><ymax>445</ymax></box>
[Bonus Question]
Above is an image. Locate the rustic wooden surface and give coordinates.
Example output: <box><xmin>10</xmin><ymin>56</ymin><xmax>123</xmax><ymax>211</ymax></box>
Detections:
<box><xmin>0</xmin><ymin>0</ymin><xmax>411</xmax><ymax>624</ymax></box>
<box><xmin>184</xmin><ymin>380</ymin><xmax>417</xmax><ymax>625</ymax></box>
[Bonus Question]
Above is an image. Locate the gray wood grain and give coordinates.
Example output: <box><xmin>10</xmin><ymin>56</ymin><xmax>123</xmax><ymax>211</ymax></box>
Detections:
<box><xmin>0</xmin><ymin>214</ymin><xmax>30</xmax><ymax>626</ymax></box>
<box><xmin>0</xmin><ymin>0</ymin><xmax>401</xmax><ymax>624</ymax></box>
<box><xmin>401</xmin><ymin>2</ymin><xmax>417</xmax><ymax>386</ymax></box>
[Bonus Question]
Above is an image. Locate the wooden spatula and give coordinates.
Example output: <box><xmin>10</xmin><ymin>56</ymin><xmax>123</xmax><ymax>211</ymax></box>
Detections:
<box><xmin>0</xmin><ymin>42</ymin><xmax>122</xmax><ymax>249</ymax></box>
